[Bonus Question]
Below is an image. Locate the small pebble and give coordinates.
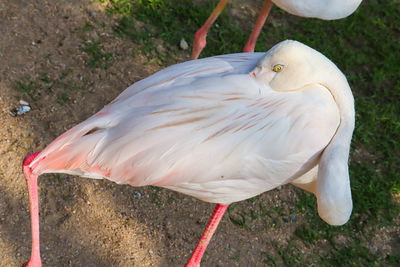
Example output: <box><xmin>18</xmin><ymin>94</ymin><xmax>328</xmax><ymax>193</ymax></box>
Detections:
<box><xmin>19</xmin><ymin>100</ymin><xmax>29</xmax><ymax>105</ymax></box>
<box><xmin>134</xmin><ymin>192</ymin><xmax>142</xmax><ymax>199</ymax></box>
<box><xmin>9</xmin><ymin>105</ymin><xmax>31</xmax><ymax>116</ymax></box>
<box><xmin>180</xmin><ymin>38</ymin><xmax>189</xmax><ymax>50</ymax></box>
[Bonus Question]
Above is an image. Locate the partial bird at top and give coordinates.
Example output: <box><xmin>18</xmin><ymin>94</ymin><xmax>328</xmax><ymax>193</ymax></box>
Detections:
<box><xmin>192</xmin><ymin>0</ymin><xmax>363</xmax><ymax>59</ymax></box>
<box><xmin>22</xmin><ymin>40</ymin><xmax>355</xmax><ymax>267</ymax></box>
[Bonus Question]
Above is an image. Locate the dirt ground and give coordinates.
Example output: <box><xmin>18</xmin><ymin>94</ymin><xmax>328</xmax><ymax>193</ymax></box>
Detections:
<box><xmin>0</xmin><ymin>1</ymin><xmax>397</xmax><ymax>266</ymax></box>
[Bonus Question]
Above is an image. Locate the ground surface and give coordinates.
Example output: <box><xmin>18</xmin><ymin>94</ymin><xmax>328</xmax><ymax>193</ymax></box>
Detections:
<box><xmin>0</xmin><ymin>0</ymin><xmax>399</xmax><ymax>266</ymax></box>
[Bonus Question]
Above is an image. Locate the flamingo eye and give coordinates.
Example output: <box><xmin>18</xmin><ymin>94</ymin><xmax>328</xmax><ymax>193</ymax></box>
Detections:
<box><xmin>272</xmin><ymin>64</ymin><xmax>284</xmax><ymax>72</ymax></box>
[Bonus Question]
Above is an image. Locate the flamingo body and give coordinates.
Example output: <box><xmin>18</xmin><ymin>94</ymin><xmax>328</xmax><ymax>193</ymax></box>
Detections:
<box><xmin>30</xmin><ymin>40</ymin><xmax>354</xmax><ymax>223</ymax></box>
<box><xmin>31</xmin><ymin>45</ymin><xmax>336</xmax><ymax>203</ymax></box>
<box><xmin>273</xmin><ymin>0</ymin><xmax>362</xmax><ymax>20</ymax></box>
<box><xmin>24</xmin><ymin>40</ymin><xmax>355</xmax><ymax>266</ymax></box>
<box><xmin>192</xmin><ymin>0</ymin><xmax>363</xmax><ymax>58</ymax></box>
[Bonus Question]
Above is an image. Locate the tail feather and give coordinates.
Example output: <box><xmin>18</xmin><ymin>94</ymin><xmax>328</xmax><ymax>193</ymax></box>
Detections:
<box><xmin>30</xmin><ymin>114</ymin><xmax>112</xmax><ymax>178</ymax></box>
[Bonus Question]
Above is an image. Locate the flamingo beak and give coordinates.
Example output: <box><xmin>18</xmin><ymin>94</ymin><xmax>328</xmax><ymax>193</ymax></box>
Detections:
<box><xmin>249</xmin><ymin>66</ymin><xmax>275</xmax><ymax>84</ymax></box>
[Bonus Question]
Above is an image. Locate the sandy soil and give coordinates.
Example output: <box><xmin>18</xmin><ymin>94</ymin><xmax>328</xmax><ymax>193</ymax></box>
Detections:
<box><xmin>0</xmin><ymin>1</ymin><xmax>398</xmax><ymax>266</ymax></box>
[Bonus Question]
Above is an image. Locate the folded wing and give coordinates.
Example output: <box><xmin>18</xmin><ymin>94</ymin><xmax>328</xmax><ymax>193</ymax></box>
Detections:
<box><xmin>30</xmin><ymin>56</ymin><xmax>340</xmax><ymax>204</ymax></box>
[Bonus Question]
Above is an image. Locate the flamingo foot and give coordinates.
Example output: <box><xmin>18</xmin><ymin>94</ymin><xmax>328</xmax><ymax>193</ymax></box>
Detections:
<box><xmin>191</xmin><ymin>0</ymin><xmax>229</xmax><ymax>59</ymax></box>
<box><xmin>192</xmin><ymin>29</ymin><xmax>208</xmax><ymax>60</ymax></box>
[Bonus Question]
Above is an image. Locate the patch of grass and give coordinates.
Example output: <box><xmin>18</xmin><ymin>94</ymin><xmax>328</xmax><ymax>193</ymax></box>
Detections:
<box><xmin>57</xmin><ymin>92</ymin><xmax>70</xmax><ymax>105</ymax></box>
<box><xmin>386</xmin><ymin>253</ymin><xmax>400</xmax><ymax>266</ymax></box>
<box><xmin>38</xmin><ymin>72</ymin><xmax>52</xmax><ymax>84</ymax></box>
<box><xmin>262</xmin><ymin>251</ymin><xmax>278</xmax><ymax>267</ymax></box>
<box><xmin>113</xmin><ymin>16</ymin><xmax>162</xmax><ymax>61</ymax></box>
<box><xmin>62</xmin><ymin>194</ymin><xmax>73</xmax><ymax>201</ymax></box>
<box><xmin>149</xmin><ymin>185</ymin><xmax>162</xmax><ymax>206</ymax></box>
<box><xmin>81</xmin><ymin>41</ymin><xmax>112</xmax><ymax>69</ymax></box>
<box><xmin>228</xmin><ymin>198</ymin><xmax>296</xmax><ymax>232</ymax></box>
<box><xmin>100</xmin><ymin>0</ymin><xmax>251</xmax><ymax>61</ymax></box>
<box><xmin>60</xmin><ymin>69</ymin><xmax>73</xmax><ymax>80</ymax></box>
<box><xmin>273</xmin><ymin>241</ymin><xmax>307</xmax><ymax>266</ymax></box>
<box><xmin>81</xmin><ymin>21</ymin><xmax>95</xmax><ymax>32</ymax></box>
<box><xmin>14</xmin><ymin>70</ymin><xmax>82</xmax><ymax>105</ymax></box>
<box><xmin>15</xmin><ymin>77</ymin><xmax>39</xmax><ymax>101</ymax></box>
<box><xmin>48</xmin><ymin>174</ymin><xmax>63</xmax><ymax>185</ymax></box>
<box><xmin>326</xmin><ymin>242</ymin><xmax>381</xmax><ymax>266</ymax></box>
<box><xmin>294</xmin><ymin>224</ymin><xmax>323</xmax><ymax>246</ymax></box>
<box><xmin>227</xmin><ymin>204</ymin><xmax>247</xmax><ymax>228</ymax></box>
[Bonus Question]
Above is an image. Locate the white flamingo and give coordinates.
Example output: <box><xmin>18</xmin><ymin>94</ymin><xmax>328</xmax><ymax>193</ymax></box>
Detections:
<box><xmin>22</xmin><ymin>40</ymin><xmax>355</xmax><ymax>267</ymax></box>
<box><xmin>192</xmin><ymin>0</ymin><xmax>363</xmax><ymax>59</ymax></box>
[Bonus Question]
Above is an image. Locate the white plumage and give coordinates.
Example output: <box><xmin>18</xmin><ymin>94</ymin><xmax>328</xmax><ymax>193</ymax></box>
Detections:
<box><xmin>30</xmin><ymin>40</ymin><xmax>355</xmax><ymax>225</ymax></box>
<box><xmin>273</xmin><ymin>0</ymin><xmax>362</xmax><ymax>19</ymax></box>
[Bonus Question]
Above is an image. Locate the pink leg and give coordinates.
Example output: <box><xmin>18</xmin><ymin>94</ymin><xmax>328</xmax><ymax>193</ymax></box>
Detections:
<box><xmin>22</xmin><ymin>152</ymin><xmax>42</xmax><ymax>267</ymax></box>
<box><xmin>185</xmin><ymin>204</ymin><xmax>228</xmax><ymax>267</ymax></box>
<box><xmin>191</xmin><ymin>0</ymin><xmax>229</xmax><ymax>60</ymax></box>
<box><xmin>243</xmin><ymin>0</ymin><xmax>273</xmax><ymax>52</ymax></box>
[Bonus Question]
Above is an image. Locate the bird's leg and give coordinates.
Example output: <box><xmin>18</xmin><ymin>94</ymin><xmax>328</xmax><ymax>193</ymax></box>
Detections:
<box><xmin>243</xmin><ymin>0</ymin><xmax>273</xmax><ymax>52</ymax></box>
<box><xmin>22</xmin><ymin>152</ymin><xmax>42</xmax><ymax>267</ymax></box>
<box><xmin>191</xmin><ymin>0</ymin><xmax>229</xmax><ymax>60</ymax></box>
<box><xmin>185</xmin><ymin>204</ymin><xmax>228</xmax><ymax>267</ymax></box>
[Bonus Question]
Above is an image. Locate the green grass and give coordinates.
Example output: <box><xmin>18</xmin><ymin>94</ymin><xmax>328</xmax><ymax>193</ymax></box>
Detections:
<box><xmin>14</xmin><ymin>70</ymin><xmax>81</xmax><ymax>105</ymax></box>
<box><xmin>149</xmin><ymin>185</ymin><xmax>162</xmax><ymax>206</ymax></box>
<box><xmin>100</xmin><ymin>0</ymin><xmax>252</xmax><ymax>61</ymax></box>
<box><xmin>57</xmin><ymin>92</ymin><xmax>70</xmax><ymax>105</ymax></box>
<box><xmin>15</xmin><ymin>77</ymin><xmax>39</xmax><ymax>101</ymax></box>
<box><xmin>97</xmin><ymin>0</ymin><xmax>400</xmax><ymax>264</ymax></box>
<box><xmin>326</xmin><ymin>242</ymin><xmax>383</xmax><ymax>266</ymax></box>
<box><xmin>81</xmin><ymin>40</ymin><xmax>113</xmax><ymax>69</ymax></box>
<box><xmin>81</xmin><ymin>21</ymin><xmax>95</xmax><ymax>32</ymax></box>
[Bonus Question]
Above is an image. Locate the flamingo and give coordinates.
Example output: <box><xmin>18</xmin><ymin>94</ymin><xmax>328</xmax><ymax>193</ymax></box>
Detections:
<box><xmin>192</xmin><ymin>0</ymin><xmax>363</xmax><ymax>59</ymax></box>
<box><xmin>22</xmin><ymin>40</ymin><xmax>355</xmax><ymax>267</ymax></box>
